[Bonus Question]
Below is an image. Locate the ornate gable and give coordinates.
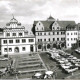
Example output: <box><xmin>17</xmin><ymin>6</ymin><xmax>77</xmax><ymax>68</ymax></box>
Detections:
<box><xmin>35</xmin><ymin>21</ymin><xmax>44</xmax><ymax>31</ymax></box>
<box><xmin>52</xmin><ymin>21</ymin><xmax>61</xmax><ymax>30</ymax></box>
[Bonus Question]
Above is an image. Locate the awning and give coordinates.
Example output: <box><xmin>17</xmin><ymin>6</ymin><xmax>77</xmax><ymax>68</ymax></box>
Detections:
<box><xmin>45</xmin><ymin>71</ymin><xmax>53</xmax><ymax>75</ymax></box>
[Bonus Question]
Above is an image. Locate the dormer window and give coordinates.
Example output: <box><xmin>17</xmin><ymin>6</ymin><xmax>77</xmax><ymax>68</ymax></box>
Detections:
<box><xmin>53</xmin><ymin>27</ymin><xmax>54</xmax><ymax>29</ymax></box>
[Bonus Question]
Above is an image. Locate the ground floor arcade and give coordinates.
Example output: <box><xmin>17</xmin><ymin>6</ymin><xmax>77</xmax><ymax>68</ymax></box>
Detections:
<box><xmin>36</xmin><ymin>41</ymin><xmax>65</xmax><ymax>52</ymax></box>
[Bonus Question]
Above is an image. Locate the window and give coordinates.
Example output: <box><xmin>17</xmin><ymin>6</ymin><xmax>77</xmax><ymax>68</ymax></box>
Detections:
<box><xmin>9</xmin><ymin>40</ymin><xmax>13</xmax><ymax>43</ymax></box>
<box><xmin>79</xmin><ymin>27</ymin><xmax>80</xmax><ymax>30</ymax></box>
<box><xmin>39</xmin><ymin>23</ymin><xmax>40</xmax><ymax>25</ymax></box>
<box><xmin>9</xmin><ymin>48</ymin><xmax>12</xmax><ymax>52</ymax></box>
<box><xmin>61</xmin><ymin>32</ymin><xmax>63</xmax><ymax>35</ymax></box>
<box><xmin>38</xmin><ymin>33</ymin><xmax>39</xmax><ymax>35</ymax></box>
<box><xmin>3</xmin><ymin>40</ymin><xmax>7</xmax><ymax>44</ymax></box>
<box><xmin>40</xmin><ymin>39</ymin><xmax>42</xmax><ymax>42</ymax></box>
<box><xmin>63</xmin><ymin>38</ymin><xmax>65</xmax><ymax>40</ymax></box>
<box><xmin>61</xmin><ymin>38</ymin><xmax>65</xmax><ymax>41</ymax></box>
<box><xmin>71</xmin><ymin>33</ymin><xmax>72</xmax><ymax>35</ymax></box>
<box><xmin>49</xmin><ymin>32</ymin><xmax>50</xmax><ymax>35</ymax></box>
<box><xmin>68</xmin><ymin>44</ymin><xmax>69</xmax><ymax>46</ymax></box>
<box><xmin>71</xmin><ymin>38</ymin><xmax>73</xmax><ymax>40</ymax></box>
<box><xmin>67</xmin><ymin>38</ymin><xmax>69</xmax><ymax>41</ymax></box>
<box><xmin>29</xmin><ymin>39</ymin><xmax>34</xmax><ymax>42</ymax></box>
<box><xmin>40</xmin><ymin>33</ymin><xmax>42</xmax><ymax>35</ymax></box>
<box><xmin>22</xmin><ymin>47</ymin><xmax>26</xmax><ymax>51</ymax></box>
<box><xmin>6</xmin><ymin>33</ymin><xmax>10</xmax><ymax>36</ymax></box>
<box><xmin>42</xmin><ymin>27</ymin><xmax>43</xmax><ymax>30</ymax></box>
<box><xmin>67</xmin><ymin>33</ymin><xmax>69</xmax><ymax>35</ymax></box>
<box><xmin>38</xmin><ymin>39</ymin><xmax>39</xmax><ymax>42</ymax></box>
<box><xmin>44</xmin><ymin>39</ymin><xmax>46</xmax><ymax>41</ymax></box>
<box><xmin>13</xmin><ymin>33</ymin><xmax>16</xmax><ymax>36</ymax></box>
<box><xmin>76</xmin><ymin>33</ymin><xmax>77</xmax><ymax>35</ymax></box>
<box><xmin>74</xmin><ymin>38</ymin><xmax>76</xmax><ymax>40</ymax></box>
<box><xmin>53</xmin><ymin>27</ymin><xmax>54</xmax><ymax>29</ymax></box>
<box><xmin>37</xmin><ymin>28</ymin><xmax>38</xmax><ymax>30</ymax></box>
<box><xmin>61</xmin><ymin>38</ymin><xmax>63</xmax><ymax>41</ymax></box>
<box><xmin>61</xmin><ymin>32</ymin><xmax>65</xmax><ymax>35</ymax></box>
<box><xmin>63</xmin><ymin>32</ymin><xmax>65</xmax><ymax>34</ymax></box>
<box><xmin>57</xmin><ymin>27</ymin><xmax>59</xmax><ymax>29</ymax></box>
<box><xmin>57</xmin><ymin>38</ymin><xmax>59</xmax><ymax>41</ymax></box>
<box><xmin>4</xmin><ymin>48</ymin><xmax>7</xmax><ymax>52</ymax></box>
<box><xmin>22</xmin><ymin>39</ymin><xmax>26</xmax><ymax>43</ymax></box>
<box><xmin>53</xmin><ymin>38</ymin><xmax>55</xmax><ymax>41</ymax></box>
<box><xmin>53</xmin><ymin>32</ymin><xmax>55</xmax><ymax>35</ymax></box>
<box><xmin>57</xmin><ymin>32</ymin><xmax>59</xmax><ymax>35</ymax></box>
<box><xmin>16</xmin><ymin>39</ymin><xmax>20</xmax><ymax>43</ymax></box>
<box><xmin>48</xmin><ymin>38</ymin><xmax>50</xmax><ymax>41</ymax></box>
<box><xmin>19</xmin><ymin>33</ymin><xmax>23</xmax><ymax>36</ymax></box>
<box><xmin>44</xmin><ymin>33</ymin><xmax>46</xmax><ymax>35</ymax></box>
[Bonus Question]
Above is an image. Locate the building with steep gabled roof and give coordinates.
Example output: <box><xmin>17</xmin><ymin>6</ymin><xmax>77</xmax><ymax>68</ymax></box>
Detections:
<box><xmin>32</xmin><ymin>16</ymin><xmax>76</xmax><ymax>51</ymax></box>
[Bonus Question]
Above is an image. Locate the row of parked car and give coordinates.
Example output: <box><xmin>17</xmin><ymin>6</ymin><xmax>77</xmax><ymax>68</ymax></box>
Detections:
<box><xmin>47</xmin><ymin>49</ymin><xmax>79</xmax><ymax>73</ymax></box>
<box><xmin>75</xmin><ymin>48</ymin><xmax>80</xmax><ymax>55</ymax></box>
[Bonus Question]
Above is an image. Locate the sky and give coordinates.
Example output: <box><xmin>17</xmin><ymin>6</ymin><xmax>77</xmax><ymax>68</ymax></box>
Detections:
<box><xmin>0</xmin><ymin>0</ymin><xmax>80</xmax><ymax>30</ymax></box>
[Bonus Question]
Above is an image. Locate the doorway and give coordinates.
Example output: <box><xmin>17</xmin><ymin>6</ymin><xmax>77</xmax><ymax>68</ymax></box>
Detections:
<box><xmin>30</xmin><ymin>45</ymin><xmax>34</xmax><ymax>52</ymax></box>
<box><xmin>14</xmin><ymin>47</ymin><xmax>19</xmax><ymax>53</ymax></box>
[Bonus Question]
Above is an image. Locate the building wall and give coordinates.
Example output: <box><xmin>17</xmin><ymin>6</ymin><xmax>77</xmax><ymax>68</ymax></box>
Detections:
<box><xmin>35</xmin><ymin>30</ymin><xmax>65</xmax><ymax>51</ymax></box>
<box><xmin>3</xmin><ymin>29</ymin><xmax>25</xmax><ymax>38</ymax></box>
<box><xmin>66</xmin><ymin>31</ymin><xmax>78</xmax><ymax>48</ymax></box>
<box><xmin>1</xmin><ymin>37</ymin><xmax>35</xmax><ymax>55</ymax></box>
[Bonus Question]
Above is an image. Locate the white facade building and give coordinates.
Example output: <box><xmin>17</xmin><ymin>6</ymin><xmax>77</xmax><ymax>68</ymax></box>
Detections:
<box><xmin>0</xmin><ymin>17</ymin><xmax>35</xmax><ymax>55</ymax></box>
<box><xmin>32</xmin><ymin>16</ymin><xmax>76</xmax><ymax>51</ymax></box>
<box><xmin>66</xmin><ymin>25</ymin><xmax>78</xmax><ymax>48</ymax></box>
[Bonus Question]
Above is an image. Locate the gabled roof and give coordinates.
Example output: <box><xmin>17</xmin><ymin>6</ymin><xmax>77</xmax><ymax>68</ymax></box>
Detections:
<box><xmin>34</xmin><ymin>21</ymin><xmax>55</xmax><ymax>31</ymax></box>
<box><xmin>33</xmin><ymin>20</ymin><xmax>76</xmax><ymax>31</ymax></box>
<box><xmin>57</xmin><ymin>21</ymin><xmax>76</xmax><ymax>29</ymax></box>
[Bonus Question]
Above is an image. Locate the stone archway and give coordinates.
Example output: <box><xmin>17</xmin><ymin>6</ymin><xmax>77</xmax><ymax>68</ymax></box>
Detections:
<box><xmin>38</xmin><ymin>45</ymin><xmax>42</xmax><ymax>49</ymax></box>
<box><xmin>61</xmin><ymin>43</ymin><xmax>65</xmax><ymax>47</ymax></box>
<box><xmin>14</xmin><ymin>47</ymin><xmax>19</xmax><ymax>53</ymax></box>
<box><xmin>47</xmin><ymin>44</ymin><xmax>51</xmax><ymax>49</ymax></box>
<box><xmin>53</xmin><ymin>43</ymin><xmax>57</xmax><ymax>48</ymax></box>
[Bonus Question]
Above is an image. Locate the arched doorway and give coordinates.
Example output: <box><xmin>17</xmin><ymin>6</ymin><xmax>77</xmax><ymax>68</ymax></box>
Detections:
<box><xmin>61</xmin><ymin>43</ymin><xmax>65</xmax><ymax>48</ymax></box>
<box><xmin>30</xmin><ymin>45</ymin><xmax>34</xmax><ymax>52</ymax></box>
<box><xmin>14</xmin><ymin>47</ymin><xmax>19</xmax><ymax>53</ymax></box>
<box><xmin>47</xmin><ymin>44</ymin><xmax>51</xmax><ymax>49</ymax></box>
<box><xmin>53</xmin><ymin>44</ymin><xmax>57</xmax><ymax>48</ymax></box>
<box><xmin>38</xmin><ymin>45</ymin><xmax>42</xmax><ymax>49</ymax></box>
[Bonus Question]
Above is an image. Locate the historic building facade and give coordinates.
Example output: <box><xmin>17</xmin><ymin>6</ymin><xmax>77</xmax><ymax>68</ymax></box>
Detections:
<box><xmin>0</xmin><ymin>17</ymin><xmax>35</xmax><ymax>55</ymax></box>
<box><xmin>32</xmin><ymin>16</ymin><xmax>76</xmax><ymax>51</ymax></box>
<box><xmin>66</xmin><ymin>25</ymin><xmax>78</xmax><ymax>48</ymax></box>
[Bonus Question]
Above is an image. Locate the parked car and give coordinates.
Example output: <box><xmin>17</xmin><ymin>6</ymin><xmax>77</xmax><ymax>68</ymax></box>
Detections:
<box><xmin>65</xmin><ymin>66</ymin><xmax>78</xmax><ymax>73</ymax></box>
